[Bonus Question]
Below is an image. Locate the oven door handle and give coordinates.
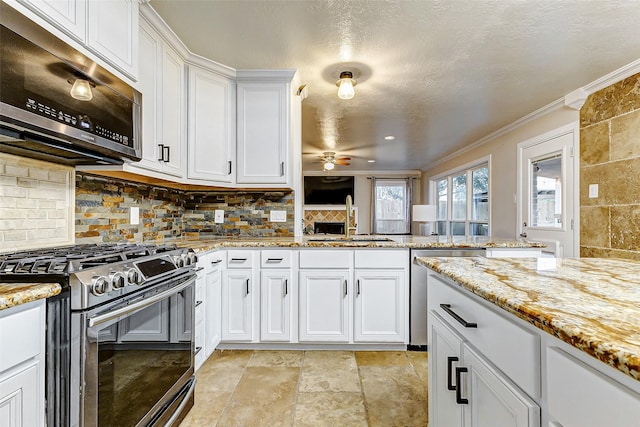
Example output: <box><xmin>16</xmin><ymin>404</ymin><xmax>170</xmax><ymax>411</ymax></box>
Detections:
<box><xmin>88</xmin><ymin>276</ymin><xmax>195</xmax><ymax>328</ymax></box>
<box><xmin>163</xmin><ymin>378</ymin><xmax>196</xmax><ymax>427</ymax></box>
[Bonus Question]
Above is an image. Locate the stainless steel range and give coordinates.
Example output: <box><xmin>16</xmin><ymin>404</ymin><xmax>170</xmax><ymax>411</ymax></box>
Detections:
<box><xmin>0</xmin><ymin>243</ymin><xmax>198</xmax><ymax>427</ymax></box>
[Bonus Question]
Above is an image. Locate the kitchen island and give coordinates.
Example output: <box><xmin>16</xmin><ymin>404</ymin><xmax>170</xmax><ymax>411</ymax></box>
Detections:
<box><xmin>416</xmin><ymin>256</ymin><xmax>640</xmax><ymax>427</ymax></box>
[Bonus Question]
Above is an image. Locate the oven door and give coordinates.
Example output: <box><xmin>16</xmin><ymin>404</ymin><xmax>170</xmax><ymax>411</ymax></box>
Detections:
<box><xmin>72</xmin><ymin>274</ymin><xmax>196</xmax><ymax>427</ymax></box>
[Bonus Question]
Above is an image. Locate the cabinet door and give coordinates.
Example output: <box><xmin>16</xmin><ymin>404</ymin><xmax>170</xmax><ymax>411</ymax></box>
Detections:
<box><xmin>18</xmin><ymin>0</ymin><xmax>86</xmax><ymax>41</ymax></box>
<box><xmin>428</xmin><ymin>313</ymin><xmax>464</xmax><ymax>427</ymax></box>
<box><xmin>188</xmin><ymin>67</ymin><xmax>235</xmax><ymax>183</ymax></box>
<box><xmin>87</xmin><ymin>0</ymin><xmax>138</xmax><ymax>79</ymax></box>
<box><xmin>354</xmin><ymin>269</ymin><xmax>405</xmax><ymax>343</ymax></box>
<box><xmin>221</xmin><ymin>269</ymin><xmax>254</xmax><ymax>341</ymax></box>
<box><xmin>159</xmin><ymin>45</ymin><xmax>185</xmax><ymax>177</ymax></box>
<box><xmin>236</xmin><ymin>83</ymin><xmax>288</xmax><ymax>184</ymax></box>
<box><xmin>0</xmin><ymin>362</ymin><xmax>39</xmax><ymax>427</ymax></box>
<box><xmin>136</xmin><ymin>20</ymin><xmax>162</xmax><ymax>172</ymax></box>
<box><xmin>462</xmin><ymin>344</ymin><xmax>540</xmax><ymax>427</ymax></box>
<box><xmin>299</xmin><ymin>270</ymin><xmax>350</xmax><ymax>342</ymax></box>
<box><xmin>260</xmin><ymin>270</ymin><xmax>291</xmax><ymax>342</ymax></box>
<box><xmin>205</xmin><ymin>265</ymin><xmax>222</xmax><ymax>356</ymax></box>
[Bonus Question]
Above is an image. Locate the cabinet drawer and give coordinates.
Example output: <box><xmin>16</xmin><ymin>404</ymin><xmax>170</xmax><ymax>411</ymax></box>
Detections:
<box><xmin>428</xmin><ymin>272</ymin><xmax>540</xmax><ymax>398</ymax></box>
<box><xmin>0</xmin><ymin>301</ymin><xmax>43</xmax><ymax>373</ymax></box>
<box><xmin>226</xmin><ymin>250</ymin><xmax>254</xmax><ymax>268</ymax></box>
<box><xmin>261</xmin><ymin>250</ymin><xmax>292</xmax><ymax>268</ymax></box>
<box><xmin>299</xmin><ymin>250</ymin><xmax>352</xmax><ymax>269</ymax></box>
<box><xmin>355</xmin><ymin>249</ymin><xmax>407</xmax><ymax>269</ymax></box>
<box><xmin>209</xmin><ymin>251</ymin><xmax>226</xmax><ymax>270</ymax></box>
<box><xmin>547</xmin><ymin>346</ymin><xmax>640</xmax><ymax>427</ymax></box>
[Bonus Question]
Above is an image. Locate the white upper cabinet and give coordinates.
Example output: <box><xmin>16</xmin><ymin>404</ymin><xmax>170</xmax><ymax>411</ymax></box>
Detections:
<box><xmin>11</xmin><ymin>0</ymin><xmax>138</xmax><ymax>80</ymax></box>
<box><xmin>236</xmin><ymin>71</ymin><xmax>298</xmax><ymax>186</ymax></box>
<box><xmin>135</xmin><ymin>18</ymin><xmax>185</xmax><ymax>178</ymax></box>
<box><xmin>187</xmin><ymin>66</ymin><xmax>236</xmax><ymax>183</ymax></box>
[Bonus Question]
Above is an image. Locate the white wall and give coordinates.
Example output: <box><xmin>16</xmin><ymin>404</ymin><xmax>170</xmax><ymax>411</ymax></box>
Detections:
<box><xmin>421</xmin><ymin>106</ymin><xmax>579</xmax><ymax>239</ymax></box>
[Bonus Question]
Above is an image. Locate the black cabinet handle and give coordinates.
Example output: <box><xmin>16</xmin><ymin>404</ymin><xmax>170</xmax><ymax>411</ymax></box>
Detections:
<box><xmin>163</xmin><ymin>145</ymin><xmax>170</xmax><ymax>163</ymax></box>
<box><xmin>195</xmin><ymin>346</ymin><xmax>203</xmax><ymax>355</ymax></box>
<box><xmin>246</xmin><ymin>278</ymin><xmax>250</xmax><ymax>295</ymax></box>
<box><xmin>230</xmin><ymin>258</ymin><xmax>248</xmax><ymax>263</ymax></box>
<box><xmin>266</xmin><ymin>258</ymin><xmax>284</xmax><ymax>263</ymax></box>
<box><xmin>455</xmin><ymin>367</ymin><xmax>469</xmax><ymax>404</ymax></box>
<box><xmin>280</xmin><ymin>162</ymin><xmax>285</xmax><ymax>176</ymax></box>
<box><xmin>211</xmin><ymin>259</ymin><xmax>222</xmax><ymax>265</ymax></box>
<box><xmin>228</xmin><ymin>160</ymin><xmax>232</xmax><ymax>175</ymax></box>
<box><xmin>195</xmin><ymin>300</ymin><xmax>203</xmax><ymax>307</ymax></box>
<box><xmin>356</xmin><ymin>279</ymin><xmax>361</xmax><ymax>296</ymax></box>
<box><xmin>157</xmin><ymin>144</ymin><xmax>165</xmax><ymax>162</ymax></box>
<box><xmin>284</xmin><ymin>279</ymin><xmax>288</xmax><ymax>296</ymax></box>
<box><xmin>440</xmin><ymin>304</ymin><xmax>477</xmax><ymax>328</ymax></box>
<box><xmin>447</xmin><ymin>356</ymin><xmax>458</xmax><ymax>391</ymax></box>
<box><xmin>344</xmin><ymin>280</ymin><xmax>348</xmax><ymax>296</ymax></box>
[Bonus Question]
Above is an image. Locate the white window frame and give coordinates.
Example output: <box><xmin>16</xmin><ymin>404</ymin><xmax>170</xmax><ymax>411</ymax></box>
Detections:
<box><xmin>429</xmin><ymin>156</ymin><xmax>492</xmax><ymax>237</ymax></box>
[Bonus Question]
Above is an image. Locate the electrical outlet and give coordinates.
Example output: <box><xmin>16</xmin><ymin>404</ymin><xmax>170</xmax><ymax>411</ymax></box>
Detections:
<box><xmin>130</xmin><ymin>207</ymin><xmax>140</xmax><ymax>225</ymax></box>
<box><xmin>589</xmin><ymin>184</ymin><xmax>598</xmax><ymax>199</ymax></box>
<box><xmin>270</xmin><ymin>210</ymin><xmax>287</xmax><ymax>222</ymax></box>
<box><xmin>214</xmin><ymin>210</ymin><xmax>224</xmax><ymax>223</ymax></box>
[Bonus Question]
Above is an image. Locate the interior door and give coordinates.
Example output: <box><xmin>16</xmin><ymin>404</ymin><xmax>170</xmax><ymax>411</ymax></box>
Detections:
<box><xmin>518</xmin><ymin>125</ymin><xmax>578</xmax><ymax>257</ymax></box>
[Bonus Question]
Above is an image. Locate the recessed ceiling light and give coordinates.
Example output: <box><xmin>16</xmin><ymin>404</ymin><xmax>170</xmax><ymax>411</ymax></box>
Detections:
<box><xmin>368</xmin><ymin>160</ymin><xmax>376</xmax><ymax>163</ymax></box>
<box><xmin>384</xmin><ymin>135</ymin><xmax>395</xmax><ymax>141</ymax></box>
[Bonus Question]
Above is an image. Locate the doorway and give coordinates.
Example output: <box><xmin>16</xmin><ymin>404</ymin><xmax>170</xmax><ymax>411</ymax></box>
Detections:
<box><xmin>517</xmin><ymin>123</ymin><xmax>579</xmax><ymax>257</ymax></box>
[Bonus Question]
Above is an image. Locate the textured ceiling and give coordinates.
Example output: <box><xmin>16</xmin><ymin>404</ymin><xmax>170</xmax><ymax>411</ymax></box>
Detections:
<box><xmin>149</xmin><ymin>0</ymin><xmax>640</xmax><ymax>173</ymax></box>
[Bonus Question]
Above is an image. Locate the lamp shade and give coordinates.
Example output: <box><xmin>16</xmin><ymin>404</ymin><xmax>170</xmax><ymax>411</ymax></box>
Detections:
<box><xmin>70</xmin><ymin>79</ymin><xmax>93</xmax><ymax>101</ymax></box>
<box><xmin>412</xmin><ymin>205</ymin><xmax>437</xmax><ymax>222</ymax></box>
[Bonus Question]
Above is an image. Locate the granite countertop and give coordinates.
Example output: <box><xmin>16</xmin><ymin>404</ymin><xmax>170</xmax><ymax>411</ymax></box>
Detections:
<box><xmin>0</xmin><ymin>282</ymin><xmax>61</xmax><ymax>310</ymax></box>
<box><xmin>414</xmin><ymin>256</ymin><xmax>640</xmax><ymax>382</ymax></box>
<box><xmin>174</xmin><ymin>235</ymin><xmax>545</xmax><ymax>253</ymax></box>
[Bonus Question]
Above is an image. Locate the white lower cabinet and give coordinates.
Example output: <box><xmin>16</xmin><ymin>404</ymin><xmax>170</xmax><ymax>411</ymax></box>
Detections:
<box><xmin>354</xmin><ymin>269</ymin><xmax>405</xmax><ymax>342</ymax></box>
<box><xmin>0</xmin><ymin>300</ymin><xmax>45</xmax><ymax>427</ymax></box>
<box><xmin>260</xmin><ymin>270</ymin><xmax>292</xmax><ymax>341</ymax></box>
<box><xmin>221</xmin><ymin>269</ymin><xmax>255</xmax><ymax>342</ymax></box>
<box><xmin>205</xmin><ymin>252</ymin><xmax>224</xmax><ymax>357</ymax></box>
<box><xmin>299</xmin><ymin>270</ymin><xmax>350</xmax><ymax>342</ymax></box>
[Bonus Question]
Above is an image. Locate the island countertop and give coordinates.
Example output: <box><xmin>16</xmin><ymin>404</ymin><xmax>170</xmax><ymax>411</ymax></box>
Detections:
<box><xmin>0</xmin><ymin>282</ymin><xmax>61</xmax><ymax>310</ymax></box>
<box><xmin>414</xmin><ymin>256</ymin><xmax>640</xmax><ymax>382</ymax></box>
<box><xmin>174</xmin><ymin>235</ymin><xmax>544</xmax><ymax>253</ymax></box>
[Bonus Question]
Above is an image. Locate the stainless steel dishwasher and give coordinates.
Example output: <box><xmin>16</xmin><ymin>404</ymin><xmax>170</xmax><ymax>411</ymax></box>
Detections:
<box><xmin>409</xmin><ymin>248</ymin><xmax>485</xmax><ymax>349</ymax></box>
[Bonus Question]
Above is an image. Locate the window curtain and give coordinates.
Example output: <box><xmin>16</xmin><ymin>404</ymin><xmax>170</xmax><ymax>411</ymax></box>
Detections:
<box><xmin>370</xmin><ymin>177</ymin><xmax>412</xmax><ymax>234</ymax></box>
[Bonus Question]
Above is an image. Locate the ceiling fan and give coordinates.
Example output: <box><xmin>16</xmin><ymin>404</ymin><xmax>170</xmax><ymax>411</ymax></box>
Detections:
<box><xmin>318</xmin><ymin>151</ymin><xmax>351</xmax><ymax>171</ymax></box>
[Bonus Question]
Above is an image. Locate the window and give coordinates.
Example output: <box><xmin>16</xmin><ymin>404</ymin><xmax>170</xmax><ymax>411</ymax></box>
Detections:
<box><xmin>372</xmin><ymin>178</ymin><xmax>411</xmax><ymax>234</ymax></box>
<box><xmin>433</xmin><ymin>163</ymin><xmax>489</xmax><ymax>237</ymax></box>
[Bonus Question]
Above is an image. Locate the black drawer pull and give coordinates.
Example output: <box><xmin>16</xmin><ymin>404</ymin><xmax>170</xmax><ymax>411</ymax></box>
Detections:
<box><xmin>447</xmin><ymin>356</ymin><xmax>458</xmax><ymax>391</ymax></box>
<box><xmin>455</xmin><ymin>367</ymin><xmax>469</xmax><ymax>404</ymax></box>
<box><xmin>266</xmin><ymin>258</ymin><xmax>284</xmax><ymax>263</ymax></box>
<box><xmin>440</xmin><ymin>304</ymin><xmax>477</xmax><ymax>328</ymax></box>
<box><xmin>195</xmin><ymin>300</ymin><xmax>203</xmax><ymax>307</ymax></box>
<box><xmin>195</xmin><ymin>346</ymin><xmax>203</xmax><ymax>355</ymax></box>
<box><xmin>230</xmin><ymin>258</ymin><xmax>248</xmax><ymax>262</ymax></box>
<box><xmin>211</xmin><ymin>259</ymin><xmax>222</xmax><ymax>265</ymax></box>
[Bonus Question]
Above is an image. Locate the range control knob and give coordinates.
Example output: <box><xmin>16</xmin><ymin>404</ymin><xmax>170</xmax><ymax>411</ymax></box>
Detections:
<box><xmin>126</xmin><ymin>268</ymin><xmax>141</xmax><ymax>285</ymax></box>
<box><xmin>91</xmin><ymin>276</ymin><xmax>109</xmax><ymax>296</ymax></box>
<box><xmin>111</xmin><ymin>272</ymin><xmax>126</xmax><ymax>289</ymax></box>
<box><xmin>174</xmin><ymin>255</ymin><xmax>185</xmax><ymax>268</ymax></box>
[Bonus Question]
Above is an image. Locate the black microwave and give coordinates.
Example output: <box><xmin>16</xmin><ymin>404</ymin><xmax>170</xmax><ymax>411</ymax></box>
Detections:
<box><xmin>0</xmin><ymin>3</ymin><xmax>141</xmax><ymax>165</ymax></box>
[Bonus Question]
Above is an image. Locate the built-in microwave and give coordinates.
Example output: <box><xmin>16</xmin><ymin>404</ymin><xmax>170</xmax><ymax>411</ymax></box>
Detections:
<box><xmin>0</xmin><ymin>3</ymin><xmax>141</xmax><ymax>165</ymax></box>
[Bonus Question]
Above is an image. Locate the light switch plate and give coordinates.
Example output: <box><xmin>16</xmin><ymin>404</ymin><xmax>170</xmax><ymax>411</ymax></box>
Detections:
<box><xmin>270</xmin><ymin>210</ymin><xmax>287</xmax><ymax>222</ymax></box>
<box><xmin>214</xmin><ymin>210</ymin><xmax>224</xmax><ymax>223</ymax></box>
<box><xmin>130</xmin><ymin>207</ymin><xmax>140</xmax><ymax>225</ymax></box>
<box><xmin>589</xmin><ymin>184</ymin><xmax>598</xmax><ymax>198</ymax></box>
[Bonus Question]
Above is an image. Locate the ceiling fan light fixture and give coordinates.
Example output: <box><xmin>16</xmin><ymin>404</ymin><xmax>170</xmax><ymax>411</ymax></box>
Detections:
<box><xmin>323</xmin><ymin>161</ymin><xmax>335</xmax><ymax>171</ymax></box>
<box><xmin>336</xmin><ymin>71</ymin><xmax>356</xmax><ymax>100</ymax></box>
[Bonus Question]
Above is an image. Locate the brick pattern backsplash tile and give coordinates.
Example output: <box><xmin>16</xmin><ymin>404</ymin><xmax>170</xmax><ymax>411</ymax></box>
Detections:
<box><xmin>580</xmin><ymin>72</ymin><xmax>640</xmax><ymax>260</ymax></box>
<box><xmin>0</xmin><ymin>153</ymin><xmax>74</xmax><ymax>252</ymax></box>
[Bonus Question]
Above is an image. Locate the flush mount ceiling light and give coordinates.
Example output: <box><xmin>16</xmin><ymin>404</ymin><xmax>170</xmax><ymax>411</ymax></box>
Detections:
<box><xmin>319</xmin><ymin>151</ymin><xmax>351</xmax><ymax>170</ymax></box>
<box><xmin>323</xmin><ymin>161</ymin><xmax>335</xmax><ymax>171</ymax></box>
<box><xmin>336</xmin><ymin>71</ymin><xmax>357</xmax><ymax>100</ymax></box>
<box><xmin>68</xmin><ymin>78</ymin><xmax>95</xmax><ymax>101</ymax></box>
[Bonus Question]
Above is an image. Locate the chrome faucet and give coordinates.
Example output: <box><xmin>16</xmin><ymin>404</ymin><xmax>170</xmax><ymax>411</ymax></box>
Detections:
<box><xmin>345</xmin><ymin>195</ymin><xmax>353</xmax><ymax>238</ymax></box>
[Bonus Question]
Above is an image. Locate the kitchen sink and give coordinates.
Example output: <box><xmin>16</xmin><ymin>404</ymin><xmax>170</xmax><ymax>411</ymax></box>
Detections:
<box><xmin>307</xmin><ymin>236</ymin><xmax>394</xmax><ymax>242</ymax></box>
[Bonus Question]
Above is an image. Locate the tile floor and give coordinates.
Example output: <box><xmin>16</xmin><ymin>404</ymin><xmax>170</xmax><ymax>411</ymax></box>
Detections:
<box><xmin>180</xmin><ymin>350</ymin><xmax>428</xmax><ymax>427</ymax></box>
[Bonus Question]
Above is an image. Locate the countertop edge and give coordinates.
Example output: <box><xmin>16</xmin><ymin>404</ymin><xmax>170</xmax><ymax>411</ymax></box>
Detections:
<box><xmin>0</xmin><ymin>282</ymin><xmax>61</xmax><ymax>311</ymax></box>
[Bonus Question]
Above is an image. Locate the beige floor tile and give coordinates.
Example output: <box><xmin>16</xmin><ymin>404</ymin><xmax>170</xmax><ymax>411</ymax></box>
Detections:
<box><xmin>300</xmin><ymin>351</ymin><xmax>360</xmax><ymax>392</ymax></box>
<box><xmin>294</xmin><ymin>392</ymin><xmax>367</xmax><ymax>427</ymax></box>
<box><xmin>180</xmin><ymin>390</ymin><xmax>231</xmax><ymax>426</ymax></box>
<box><xmin>248</xmin><ymin>350</ymin><xmax>304</xmax><ymax>367</ymax></box>
<box><xmin>202</xmin><ymin>350</ymin><xmax>253</xmax><ymax>370</ymax></box>
<box><xmin>360</xmin><ymin>366</ymin><xmax>428</xmax><ymax>427</ymax></box>
<box><xmin>217</xmin><ymin>367</ymin><xmax>299</xmax><ymax>427</ymax></box>
<box><xmin>406</xmin><ymin>351</ymin><xmax>428</xmax><ymax>387</ymax></box>
<box><xmin>196</xmin><ymin>365</ymin><xmax>246</xmax><ymax>393</ymax></box>
<box><xmin>355</xmin><ymin>351</ymin><xmax>410</xmax><ymax>367</ymax></box>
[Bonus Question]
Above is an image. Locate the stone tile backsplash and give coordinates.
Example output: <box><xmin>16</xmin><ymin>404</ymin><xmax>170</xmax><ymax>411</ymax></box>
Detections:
<box><xmin>75</xmin><ymin>173</ymin><xmax>294</xmax><ymax>244</ymax></box>
<box><xmin>580</xmin><ymin>72</ymin><xmax>640</xmax><ymax>260</ymax></box>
